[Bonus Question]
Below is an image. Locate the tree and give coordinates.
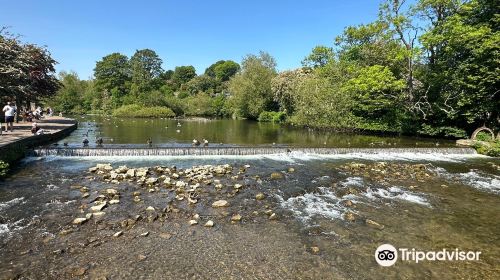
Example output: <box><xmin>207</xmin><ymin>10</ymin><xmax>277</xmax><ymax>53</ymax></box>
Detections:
<box><xmin>185</xmin><ymin>75</ymin><xmax>216</xmax><ymax>95</ymax></box>
<box><xmin>130</xmin><ymin>49</ymin><xmax>163</xmax><ymax>90</ymax></box>
<box><xmin>419</xmin><ymin>0</ymin><xmax>500</xmax><ymax>128</ymax></box>
<box><xmin>213</xmin><ymin>60</ymin><xmax>240</xmax><ymax>82</ymax></box>
<box><xmin>271</xmin><ymin>68</ymin><xmax>312</xmax><ymax>114</ymax></box>
<box><xmin>0</xmin><ymin>28</ymin><xmax>60</xmax><ymax>111</ymax></box>
<box><xmin>301</xmin><ymin>46</ymin><xmax>334</xmax><ymax>68</ymax></box>
<box><xmin>228</xmin><ymin>51</ymin><xmax>277</xmax><ymax>119</ymax></box>
<box><xmin>49</xmin><ymin>71</ymin><xmax>87</xmax><ymax>113</ymax></box>
<box><xmin>172</xmin><ymin>65</ymin><xmax>197</xmax><ymax>86</ymax></box>
<box><xmin>94</xmin><ymin>53</ymin><xmax>130</xmax><ymax>94</ymax></box>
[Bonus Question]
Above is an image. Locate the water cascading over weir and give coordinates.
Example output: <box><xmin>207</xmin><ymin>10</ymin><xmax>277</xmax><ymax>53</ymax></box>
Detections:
<box><xmin>28</xmin><ymin>147</ymin><xmax>477</xmax><ymax>157</ymax></box>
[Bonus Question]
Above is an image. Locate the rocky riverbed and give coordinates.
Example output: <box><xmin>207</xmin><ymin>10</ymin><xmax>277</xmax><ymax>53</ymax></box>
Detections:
<box><xmin>1</xmin><ymin>157</ymin><xmax>499</xmax><ymax>279</ymax></box>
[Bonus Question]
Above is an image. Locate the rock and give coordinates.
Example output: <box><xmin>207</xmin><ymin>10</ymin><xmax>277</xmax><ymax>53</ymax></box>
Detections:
<box><xmin>269</xmin><ymin>213</ymin><xmax>277</xmax><ymax>220</ymax></box>
<box><xmin>342</xmin><ymin>200</ymin><xmax>354</xmax><ymax>207</ymax></box>
<box><xmin>159</xmin><ymin>233</ymin><xmax>172</xmax><ymax>239</ymax></box>
<box><xmin>109</xmin><ymin>199</ymin><xmax>120</xmax><ymax>205</ymax></box>
<box><xmin>366</xmin><ymin>219</ymin><xmax>384</xmax><ymax>230</ymax></box>
<box><xmin>189</xmin><ymin>220</ymin><xmax>198</xmax><ymax>225</ymax></box>
<box><xmin>171</xmin><ymin>173</ymin><xmax>180</xmax><ymax>179</ymax></box>
<box><xmin>231</xmin><ymin>214</ymin><xmax>242</xmax><ymax>222</ymax></box>
<box><xmin>115</xmin><ymin>165</ymin><xmax>128</xmax><ymax>174</ymax></box>
<box><xmin>72</xmin><ymin>218</ymin><xmax>87</xmax><ymax>225</ymax></box>
<box><xmin>163</xmin><ymin>177</ymin><xmax>172</xmax><ymax>185</ymax></box>
<box><xmin>137</xmin><ymin>254</ymin><xmax>147</xmax><ymax>261</ymax></box>
<box><xmin>85</xmin><ymin>213</ymin><xmax>93</xmax><ymax>219</ymax></box>
<box><xmin>270</xmin><ymin>172</ymin><xmax>284</xmax><ymax>180</ymax></box>
<box><xmin>106</xmin><ymin>189</ymin><xmax>118</xmax><ymax>195</ymax></box>
<box><xmin>93</xmin><ymin>211</ymin><xmax>106</xmax><ymax>217</ymax></box>
<box><xmin>113</xmin><ymin>231</ymin><xmax>123</xmax><ymax>237</ymax></box>
<box><xmin>255</xmin><ymin>193</ymin><xmax>266</xmax><ymax>200</ymax></box>
<box><xmin>72</xmin><ymin>267</ymin><xmax>87</xmax><ymax>276</ymax></box>
<box><xmin>133</xmin><ymin>191</ymin><xmax>141</xmax><ymax>196</ymax></box>
<box><xmin>193</xmin><ymin>214</ymin><xmax>200</xmax><ymax>220</ymax></box>
<box><xmin>89</xmin><ymin>167</ymin><xmax>98</xmax><ymax>172</ymax></box>
<box><xmin>110</xmin><ymin>172</ymin><xmax>118</xmax><ymax>179</ymax></box>
<box><xmin>80</xmin><ymin>186</ymin><xmax>89</xmax><ymax>193</ymax></box>
<box><xmin>82</xmin><ymin>192</ymin><xmax>90</xmax><ymax>198</ymax></box>
<box><xmin>136</xmin><ymin>168</ymin><xmax>149</xmax><ymax>177</ymax></box>
<box><xmin>234</xmin><ymin>184</ymin><xmax>242</xmax><ymax>189</ymax></box>
<box><xmin>175</xmin><ymin>181</ymin><xmax>187</xmax><ymax>188</ymax></box>
<box><xmin>146</xmin><ymin>206</ymin><xmax>155</xmax><ymax>211</ymax></box>
<box><xmin>212</xmin><ymin>200</ymin><xmax>229</xmax><ymax>207</ymax></box>
<box><xmin>287</xmin><ymin>167</ymin><xmax>295</xmax><ymax>173</ymax></box>
<box><xmin>146</xmin><ymin>177</ymin><xmax>158</xmax><ymax>184</ymax></box>
<box><xmin>91</xmin><ymin>202</ymin><xmax>107</xmax><ymax>212</ymax></box>
<box><xmin>311</xmin><ymin>246</ymin><xmax>320</xmax><ymax>254</ymax></box>
<box><xmin>126</xmin><ymin>169</ymin><xmax>136</xmax><ymax>178</ymax></box>
<box><xmin>343</xmin><ymin>212</ymin><xmax>356</xmax><ymax>222</ymax></box>
<box><xmin>133</xmin><ymin>196</ymin><xmax>142</xmax><ymax>203</ymax></box>
<box><xmin>139</xmin><ymin>232</ymin><xmax>149</xmax><ymax>237</ymax></box>
<box><xmin>204</xmin><ymin>220</ymin><xmax>214</xmax><ymax>227</ymax></box>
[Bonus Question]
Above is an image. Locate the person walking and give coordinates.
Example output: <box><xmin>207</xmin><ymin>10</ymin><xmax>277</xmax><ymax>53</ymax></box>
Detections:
<box><xmin>2</xmin><ymin>102</ymin><xmax>17</xmax><ymax>133</ymax></box>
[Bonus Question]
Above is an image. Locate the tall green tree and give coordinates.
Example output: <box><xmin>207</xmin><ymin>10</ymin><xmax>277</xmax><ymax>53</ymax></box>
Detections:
<box><xmin>301</xmin><ymin>46</ymin><xmax>334</xmax><ymax>68</ymax></box>
<box><xmin>172</xmin><ymin>65</ymin><xmax>197</xmax><ymax>86</ymax></box>
<box><xmin>419</xmin><ymin>0</ymin><xmax>499</xmax><ymax>128</ymax></box>
<box><xmin>228</xmin><ymin>51</ymin><xmax>277</xmax><ymax>119</ymax></box>
<box><xmin>130</xmin><ymin>49</ymin><xmax>163</xmax><ymax>90</ymax></box>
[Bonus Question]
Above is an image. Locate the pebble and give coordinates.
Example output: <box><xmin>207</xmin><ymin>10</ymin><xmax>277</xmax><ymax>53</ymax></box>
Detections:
<box><xmin>212</xmin><ymin>200</ymin><xmax>229</xmax><ymax>207</ymax></box>
<box><xmin>204</xmin><ymin>220</ymin><xmax>214</xmax><ymax>227</ymax></box>
<box><xmin>113</xmin><ymin>231</ymin><xmax>123</xmax><ymax>237</ymax></box>
<box><xmin>366</xmin><ymin>219</ymin><xmax>384</xmax><ymax>230</ymax></box>
<box><xmin>109</xmin><ymin>199</ymin><xmax>120</xmax><ymax>205</ymax></box>
<box><xmin>269</xmin><ymin>213</ymin><xmax>277</xmax><ymax>220</ymax></box>
<box><xmin>72</xmin><ymin>218</ymin><xmax>87</xmax><ymax>225</ymax></box>
<box><xmin>139</xmin><ymin>232</ymin><xmax>149</xmax><ymax>237</ymax></box>
<box><xmin>146</xmin><ymin>206</ymin><xmax>155</xmax><ymax>211</ymax></box>
<box><xmin>189</xmin><ymin>220</ymin><xmax>198</xmax><ymax>225</ymax></box>
<box><xmin>311</xmin><ymin>246</ymin><xmax>320</xmax><ymax>254</ymax></box>
<box><xmin>255</xmin><ymin>193</ymin><xmax>265</xmax><ymax>200</ymax></box>
<box><xmin>231</xmin><ymin>214</ymin><xmax>242</xmax><ymax>222</ymax></box>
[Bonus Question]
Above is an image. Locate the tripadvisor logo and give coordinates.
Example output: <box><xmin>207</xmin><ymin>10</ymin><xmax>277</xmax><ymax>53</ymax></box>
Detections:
<box><xmin>375</xmin><ymin>244</ymin><xmax>481</xmax><ymax>266</ymax></box>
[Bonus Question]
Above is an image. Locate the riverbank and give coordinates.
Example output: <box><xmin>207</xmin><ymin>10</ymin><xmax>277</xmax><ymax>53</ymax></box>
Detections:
<box><xmin>0</xmin><ymin>117</ymin><xmax>77</xmax><ymax>165</ymax></box>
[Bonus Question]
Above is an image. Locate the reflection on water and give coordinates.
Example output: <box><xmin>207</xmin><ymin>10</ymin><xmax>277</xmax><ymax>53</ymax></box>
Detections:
<box><xmin>57</xmin><ymin>116</ymin><xmax>456</xmax><ymax>148</ymax></box>
<box><xmin>0</xmin><ymin>155</ymin><xmax>499</xmax><ymax>279</ymax></box>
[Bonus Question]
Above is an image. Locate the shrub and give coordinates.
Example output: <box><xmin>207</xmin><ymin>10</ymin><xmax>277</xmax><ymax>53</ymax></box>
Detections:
<box><xmin>0</xmin><ymin>161</ymin><xmax>9</xmax><ymax>178</ymax></box>
<box><xmin>475</xmin><ymin>131</ymin><xmax>494</xmax><ymax>141</ymax></box>
<box><xmin>258</xmin><ymin>111</ymin><xmax>286</xmax><ymax>123</ymax></box>
<box><xmin>112</xmin><ymin>104</ymin><xmax>175</xmax><ymax>118</ymax></box>
<box><xmin>418</xmin><ymin>125</ymin><xmax>468</xmax><ymax>138</ymax></box>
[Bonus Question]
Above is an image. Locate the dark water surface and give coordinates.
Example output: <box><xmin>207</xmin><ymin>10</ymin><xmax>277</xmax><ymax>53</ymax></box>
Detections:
<box><xmin>58</xmin><ymin>116</ymin><xmax>455</xmax><ymax>148</ymax></box>
<box><xmin>0</xmin><ymin>117</ymin><xmax>499</xmax><ymax>279</ymax></box>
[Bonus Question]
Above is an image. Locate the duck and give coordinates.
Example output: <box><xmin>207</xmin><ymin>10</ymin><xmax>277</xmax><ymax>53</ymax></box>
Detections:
<box><xmin>177</xmin><ymin>122</ymin><xmax>182</xmax><ymax>127</ymax></box>
<box><xmin>203</xmin><ymin>139</ymin><xmax>209</xmax><ymax>147</ymax></box>
<box><xmin>83</xmin><ymin>138</ymin><xmax>89</xmax><ymax>146</ymax></box>
<box><xmin>63</xmin><ymin>142</ymin><xmax>68</xmax><ymax>146</ymax></box>
<box><xmin>147</xmin><ymin>138</ymin><xmax>153</xmax><ymax>147</ymax></box>
<box><xmin>192</xmin><ymin>139</ymin><xmax>201</xmax><ymax>146</ymax></box>
<box><xmin>96</xmin><ymin>138</ymin><xmax>103</xmax><ymax>146</ymax></box>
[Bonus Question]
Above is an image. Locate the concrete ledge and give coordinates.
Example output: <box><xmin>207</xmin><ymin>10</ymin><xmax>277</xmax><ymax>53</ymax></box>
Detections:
<box><xmin>0</xmin><ymin>118</ymin><xmax>77</xmax><ymax>163</ymax></box>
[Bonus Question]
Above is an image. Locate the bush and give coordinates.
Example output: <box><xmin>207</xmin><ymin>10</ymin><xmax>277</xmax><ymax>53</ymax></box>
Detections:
<box><xmin>258</xmin><ymin>111</ymin><xmax>286</xmax><ymax>123</ymax></box>
<box><xmin>473</xmin><ymin>140</ymin><xmax>500</xmax><ymax>157</ymax></box>
<box><xmin>112</xmin><ymin>104</ymin><xmax>175</xmax><ymax>118</ymax></box>
<box><xmin>0</xmin><ymin>161</ymin><xmax>9</xmax><ymax>178</ymax></box>
<box><xmin>418</xmin><ymin>124</ymin><xmax>468</xmax><ymax>138</ymax></box>
<box><xmin>475</xmin><ymin>131</ymin><xmax>494</xmax><ymax>141</ymax></box>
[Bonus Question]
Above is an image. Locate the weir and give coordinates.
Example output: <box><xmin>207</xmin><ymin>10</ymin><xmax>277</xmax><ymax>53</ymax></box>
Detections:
<box><xmin>28</xmin><ymin>147</ymin><xmax>477</xmax><ymax>157</ymax></box>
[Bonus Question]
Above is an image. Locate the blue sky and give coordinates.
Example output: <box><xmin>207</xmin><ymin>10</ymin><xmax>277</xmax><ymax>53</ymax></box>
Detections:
<box><xmin>2</xmin><ymin>0</ymin><xmax>385</xmax><ymax>79</ymax></box>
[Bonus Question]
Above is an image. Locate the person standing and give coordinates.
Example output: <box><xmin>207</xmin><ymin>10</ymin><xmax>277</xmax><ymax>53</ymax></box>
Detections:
<box><xmin>2</xmin><ymin>102</ymin><xmax>17</xmax><ymax>133</ymax></box>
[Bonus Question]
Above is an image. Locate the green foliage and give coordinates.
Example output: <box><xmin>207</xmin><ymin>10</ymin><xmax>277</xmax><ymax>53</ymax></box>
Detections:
<box><xmin>289</xmin><ymin>75</ymin><xmax>358</xmax><ymax>129</ymax></box>
<box><xmin>0</xmin><ymin>28</ymin><xmax>60</xmax><ymax>108</ymax></box>
<box><xmin>301</xmin><ymin>46</ymin><xmax>334</xmax><ymax>68</ymax></box>
<box><xmin>258</xmin><ymin>111</ymin><xmax>286</xmax><ymax>123</ymax></box>
<box><xmin>130</xmin><ymin>49</ymin><xmax>163</xmax><ymax>91</ymax></box>
<box><xmin>473</xmin><ymin>140</ymin><xmax>500</xmax><ymax>157</ymax></box>
<box><xmin>417</xmin><ymin>124</ymin><xmax>468</xmax><ymax>138</ymax></box>
<box><xmin>172</xmin><ymin>66</ymin><xmax>197</xmax><ymax>86</ymax></box>
<box><xmin>271</xmin><ymin>68</ymin><xmax>312</xmax><ymax>114</ymax></box>
<box><xmin>0</xmin><ymin>160</ymin><xmax>9</xmax><ymax>178</ymax></box>
<box><xmin>206</xmin><ymin>60</ymin><xmax>240</xmax><ymax>82</ymax></box>
<box><xmin>475</xmin><ymin>131</ymin><xmax>494</xmax><ymax>142</ymax></box>
<box><xmin>228</xmin><ymin>51</ymin><xmax>277</xmax><ymax>119</ymax></box>
<box><xmin>112</xmin><ymin>104</ymin><xmax>175</xmax><ymax>118</ymax></box>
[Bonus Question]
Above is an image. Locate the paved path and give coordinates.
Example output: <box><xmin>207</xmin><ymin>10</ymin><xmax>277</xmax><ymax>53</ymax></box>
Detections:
<box><xmin>0</xmin><ymin>117</ymin><xmax>76</xmax><ymax>148</ymax></box>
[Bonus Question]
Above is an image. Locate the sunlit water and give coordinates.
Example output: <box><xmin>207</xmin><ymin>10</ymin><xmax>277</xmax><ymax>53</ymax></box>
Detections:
<box><xmin>0</xmin><ymin>117</ymin><xmax>499</xmax><ymax>279</ymax></box>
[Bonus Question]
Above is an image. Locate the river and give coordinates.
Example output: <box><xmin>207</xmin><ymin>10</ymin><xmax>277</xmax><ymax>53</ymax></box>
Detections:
<box><xmin>0</xmin><ymin>117</ymin><xmax>498</xmax><ymax>279</ymax></box>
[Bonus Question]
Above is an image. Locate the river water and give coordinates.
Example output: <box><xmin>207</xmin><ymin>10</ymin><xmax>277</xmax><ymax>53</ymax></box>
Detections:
<box><xmin>0</xmin><ymin>117</ymin><xmax>499</xmax><ymax>279</ymax></box>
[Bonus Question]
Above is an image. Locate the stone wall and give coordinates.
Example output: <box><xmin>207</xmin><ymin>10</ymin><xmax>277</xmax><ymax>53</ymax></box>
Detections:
<box><xmin>0</xmin><ymin>121</ymin><xmax>77</xmax><ymax>164</ymax></box>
